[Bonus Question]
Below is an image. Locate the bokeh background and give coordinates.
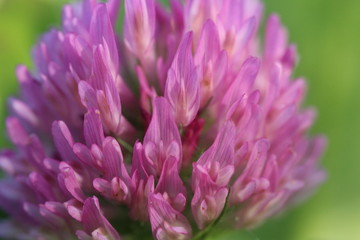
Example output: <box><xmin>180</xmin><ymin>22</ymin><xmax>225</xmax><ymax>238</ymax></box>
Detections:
<box><xmin>0</xmin><ymin>0</ymin><xmax>359</xmax><ymax>239</ymax></box>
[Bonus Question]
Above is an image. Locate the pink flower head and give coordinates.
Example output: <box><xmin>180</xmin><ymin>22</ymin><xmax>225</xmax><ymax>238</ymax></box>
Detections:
<box><xmin>0</xmin><ymin>0</ymin><xmax>326</xmax><ymax>239</ymax></box>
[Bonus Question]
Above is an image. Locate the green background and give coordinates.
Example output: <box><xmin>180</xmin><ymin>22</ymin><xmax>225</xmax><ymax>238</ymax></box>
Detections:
<box><xmin>0</xmin><ymin>0</ymin><xmax>359</xmax><ymax>239</ymax></box>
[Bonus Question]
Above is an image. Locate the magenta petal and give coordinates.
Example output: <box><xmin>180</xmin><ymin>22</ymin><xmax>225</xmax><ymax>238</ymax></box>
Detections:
<box><xmin>221</xmin><ymin>56</ymin><xmax>261</xmax><ymax>110</ymax></box>
<box><xmin>264</xmin><ymin>14</ymin><xmax>288</xmax><ymax>64</ymax></box>
<box><xmin>29</xmin><ymin>172</ymin><xmax>56</xmax><ymax>201</ymax></box>
<box><xmin>155</xmin><ymin>156</ymin><xmax>187</xmax><ymax>212</ymax></box>
<box><xmin>149</xmin><ymin>193</ymin><xmax>192</xmax><ymax>240</ymax></box>
<box><xmin>131</xmin><ymin>141</ymin><xmax>151</xmax><ymax>180</ymax></box>
<box><xmin>6</xmin><ymin>117</ymin><xmax>29</xmax><ymax>146</ymax></box>
<box><xmin>39</xmin><ymin>204</ymin><xmax>67</xmax><ymax>228</ymax></box>
<box><xmin>195</xmin><ymin>19</ymin><xmax>220</xmax><ymax>65</ymax></box>
<box><xmin>101</xmin><ymin>137</ymin><xmax>130</xmax><ymax>183</ymax></box>
<box><xmin>58</xmin><ymin>163</ymin><xmax>86</xmax><ymax>202</ymax></box>
<box><xmin>191</xmin><ymin>169</ymin><xmax>229</xmax><ymax>229</ymax></box>
<box><xmin>81</xmin><ymin>196</ymin><xmax>121</xmax><ymax>240</ymax></box>
<box><xmin>65</xmin><ymin>199</ymin><xmax>83</xmax><ymax>222</ymax></box>
<box><xmin>23</xmin><ymin>202</ymin><xmax>49</xmax><ymax>227</ymax></box>
<box><xmin>91</xmin><ymin>46</ymin><xmax>113</xmax><ymax>91</ymax></box>
<box><xmin>8</xmin><ymin>98</ymin><xmax>39</xmax><ymax>129</ymax></box>
<box><xmin>232</xmin><ymin>16</ymin><xmax>256</xmax><ymax>54</ymax></box>
<box><xmin>73</xmin><ymin>143</ymin><xmax>97</xmax><ymax>170</ymax></box>
<box><xmin>90</xmin><ymin>4</ymin><xmax>118</xmax><ymax>71</ymax></box>
<box><xmin>106</xmin><ymin>0</ymin><xmax>121</xmax><ymax>25</ymax></box>
<box><xmin>129</xmin><ymin>175</ymin><xmax>154</xmax><ymax>221</ymax></box>
<box><xmin>230</xmin><ymin>139</ymin><xmax>270</xmax><ymax>204</ymax></box>
<box><xmin>84</xmin><ymin>110</ymin><xmax>104</xmax><ymax>147</ymax></box>
<box><xmin>93</xmin><ymin>178</ymin><xmax>112</xmax><ymax>199</ymax></box>
<box><xmin>194</xmin><ymin>121</ymin><xmax>236</xmax><ymax>186</ymax></box>
<box><xmin>165</xmin><ymin>32</ymin><xmax>200</xmax><ymax>127</ymax></box>
<box><xmin>76</xmin><ymin>230</ymin><xmax>92</xmax><ymax>240</ymax></box>
<box><xmin>124</xmin><ymin>0</ymin><xmax>155</xmax><ymax>55</ymax></box>
<box><xmin>52</xmin><ymin>121</ymin><xmax>77</xmax><ymax>162</ymax></box>
<box><xmin>79</xmin><ymin>81</ymin><xmax>99</xmax><ymax>110</ymax></box>
<box><xmin>143</xmin><ymin>97</ymin><xmax>182</xmax><ymax>176</ymax></box>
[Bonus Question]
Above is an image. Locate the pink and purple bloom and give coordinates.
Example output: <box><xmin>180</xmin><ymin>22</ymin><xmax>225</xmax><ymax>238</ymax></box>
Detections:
<box><xmin>0</xmin><ymin>0</ymin><xmax>326</xmax><ymax>239</ymax></box>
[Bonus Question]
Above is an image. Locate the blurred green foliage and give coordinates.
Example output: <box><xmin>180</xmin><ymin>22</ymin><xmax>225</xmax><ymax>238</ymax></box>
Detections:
<box><xmin>0</xmin><ymin>0</ymin><xmax>69</xmax><ymax>146</ymax></box>
<box><xmin>0</xmin><ymin>0</ymin><xmax>359</xmax><ymax>239</ymax></box>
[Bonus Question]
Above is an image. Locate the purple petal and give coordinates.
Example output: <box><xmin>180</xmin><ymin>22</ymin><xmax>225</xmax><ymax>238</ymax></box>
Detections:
<box><xmin>81</xmin><ymin>196</ymin><xmax>121</xmax><ymax>240</ymax></box>
<box><xmin>124</xmin><ymin>0</ymin><xmax>155</xmax><ymax>55</ymax></box>
<box><xmin>149</xmin><ymin>193</ymin><xmax>192</xmax><ymax>240</ymax></box>
<box><xmin>52</xmin><ymin>121</ymin><xmax>78</xmax><ymax>162</ymax></box>
<box><xmin>58</xmin><ymin>162</ymin><xmax>86</xmax><ymax>202</ymax></box>
<box><xmin>90</xmin><ymin>4</ymin><xmax>118</xmax><ymax>64</ymax></box>
<box><xmin>165</xmin><ymin>32</ymin><xmax>200</xmax><ymax>126</ymax></box>
<box><xmin>264</xmin><ymin>14</ymin><xmax>288</xmax><ymax>64</ymax></box>
<box><xmin>143</xmin><ymin>97</ymin><xmax>182</xmax><ymax>176</ymax></box>
<box><xmin>155</xmin><ymin>157</ymin><xmax>187</xmax><ymax>211</ymax></box>
<box><xmin>84</xmin><ymin>110</ymin><xmax>104</xmax><ymax>147</ymax></box>
<box><xmin>102</xmin><ymin>137</ymin><xmax>130</xmax><ymax>183</ymax></box>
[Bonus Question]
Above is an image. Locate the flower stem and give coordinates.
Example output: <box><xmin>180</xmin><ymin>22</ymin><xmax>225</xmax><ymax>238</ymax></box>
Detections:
<box><xmin>117</xmin><ymin>138</ymin><xmax>134</xmax><ymax>152</ymax></box>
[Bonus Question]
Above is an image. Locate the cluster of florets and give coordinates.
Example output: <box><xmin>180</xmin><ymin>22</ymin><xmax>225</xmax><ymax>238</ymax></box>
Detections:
<box><xmin>0</xmin><ymin>0</ymin><xmax>325</xmax><ymax>239</ymax></box>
